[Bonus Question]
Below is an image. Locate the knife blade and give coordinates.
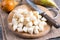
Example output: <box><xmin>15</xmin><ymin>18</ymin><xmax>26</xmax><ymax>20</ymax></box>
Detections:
<box><xmin>26</xmin><ymin>0</ymin><xmax>60</xmax><ymax>28</ymax></box>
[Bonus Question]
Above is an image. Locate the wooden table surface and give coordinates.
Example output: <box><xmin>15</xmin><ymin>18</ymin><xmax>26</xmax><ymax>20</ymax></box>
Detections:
<box><xmin>0</xmin><ymin>0</ymin><xmax>60</xmax><ymax>40</ymax></box>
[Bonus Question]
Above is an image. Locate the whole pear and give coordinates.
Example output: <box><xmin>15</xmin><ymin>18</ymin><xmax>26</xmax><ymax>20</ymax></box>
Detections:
<box><xmin>32</xmin><ymin>0</ymin><xmax>60</xmax><ymax>13</ymax></box>
<box><xmin>33</xmin><ymin>0</ymin><xmax>58</xmax><ymax>8</ymax></box>
<box><xmin>1</xmin><ymin>0</ymin><xmax>19</xmax><ymax>12</ymax></box>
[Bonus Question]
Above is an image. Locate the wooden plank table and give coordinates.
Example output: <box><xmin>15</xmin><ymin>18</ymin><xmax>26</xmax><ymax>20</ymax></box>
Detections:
<box><xmin>0</xmin><ymin>0</ymin><xmax>60</xmax><ymax>40</ymax></box>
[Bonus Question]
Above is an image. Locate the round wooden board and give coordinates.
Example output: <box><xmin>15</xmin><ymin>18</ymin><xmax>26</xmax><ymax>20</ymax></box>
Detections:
<box><xmin>8</xmin><ymin>5</ymin><xmax>51</xmax><ymax>39</ymax></box>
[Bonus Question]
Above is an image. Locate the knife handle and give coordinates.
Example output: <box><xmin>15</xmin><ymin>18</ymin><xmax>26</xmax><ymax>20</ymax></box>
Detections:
<box><xmin>41</xmin><ymin>13</ymin><xmax>60</xmax><ymax>28</ymax></box>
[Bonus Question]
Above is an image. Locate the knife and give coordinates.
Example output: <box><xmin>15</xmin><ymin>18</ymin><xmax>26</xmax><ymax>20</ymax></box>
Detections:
<box><xmin>26</xmin><ymin>0</ymin><xmax>60</xmax><ymax>28</ymax></box>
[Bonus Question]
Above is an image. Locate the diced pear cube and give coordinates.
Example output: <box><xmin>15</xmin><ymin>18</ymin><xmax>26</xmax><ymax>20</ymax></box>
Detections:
<box><xmin>34</xmin><ymin>26</ymin><xmax>39</xmax><ymax>30</ymax></box>
<box><xmin>41</xmin><ymin>17</ymin><xmax>47</xmax><ymax>21</ymax></box>
<box><xmin>18</xmin><ymin>17</ymin><xmax>24</xmax><ymax>22</ymax></box>
<box><xmin>34</xmin><ymin>20</ymin><xmax>39</xmax><ymax>26</ymax></box>
<box><xmin>26</xmin><ymin>22</ymin><xmax>33</xmax><ymax>27</ymax></box>
<box><xmin>17</xmin><ymin>27</ymin><xmax>23</xmax><ymax>32</ymax></box>
<box><xmin>25</xmin><ymin>17</ymin><xmax>30</xmax><ymax>22</ymax></box>
<box><xmin>39</xmin><ymin>26</ymin><xmax>44</xmax><ymax>31</ymax></box>
<box><xmin>13</xmin><ymin>25</ymin><xmax>17</xmax><ymax>31</ymax></box>
<box><xmin>27</xmin><ymin>27</ymin><xmax>34</xmax><ymax>34</ymax></box>
<box><xmin>23</xmin><ymin>27</ymin><xmax>28</xmax><ymax>32</ymax></box>
<box><xmin>12</xmin><ymin>18</ymin><xmax>18</xmax><ymax>25</ymax></box>
<box><xmin>34</xmin><ymin>29</ymin><xmax>39</xmax><ymax>34</ymax></box>
<box><xmin>17</xmin><ymin>23</ymin><xmax>23</xmax><ymax>28</ymax></box>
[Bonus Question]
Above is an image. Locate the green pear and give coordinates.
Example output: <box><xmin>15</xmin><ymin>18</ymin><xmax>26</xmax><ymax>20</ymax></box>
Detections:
<box><xmin>32</xmin><ymin>0</ymin><xmax>60</xmax><ymax>14</ymax></box>
<box><xmin>33</xmin><ymin>0</ymin><xmax>58</xmax><ymax>8</ymax></box>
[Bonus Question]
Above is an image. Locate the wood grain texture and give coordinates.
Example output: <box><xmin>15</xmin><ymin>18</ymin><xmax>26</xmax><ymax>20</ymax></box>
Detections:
<box><xmin>0</xmin><ymin>0</ymin><xmax>60</xmax><ymax>40</ymax></box>
<box><xmin>1</xmin><ymin>5</ymin><xmax>60</xmax><ymax>40</ymax></box>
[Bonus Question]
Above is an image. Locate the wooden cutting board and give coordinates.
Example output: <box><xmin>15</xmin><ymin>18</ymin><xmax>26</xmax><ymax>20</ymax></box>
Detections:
<box><xmin>0</xmin><ymin>0</ymin><xmax>60</xmax><ymax>40</ymax></box>
<box><xmin>7</xmin><ymin>5</ymin><xmax>51</xmax><ymax>39</ymax></box>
